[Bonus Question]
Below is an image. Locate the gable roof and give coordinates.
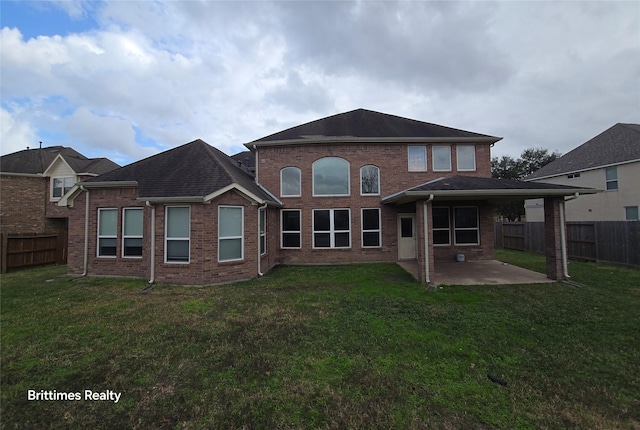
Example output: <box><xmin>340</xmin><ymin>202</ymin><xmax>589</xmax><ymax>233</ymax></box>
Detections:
<box><xmin>82</xmin><ymin>139</ymin><xmax>281</xmax><ymax>205</ymax></box>
<box><xmin>0</xmin><ymin>146</ymin><xmax>119</xmax><ymax>176</ymax></box>
<box><xmin>249</xmin><ymin>108</ymin><xmax>501</xmax><ymax>146</ymax></box>
<box><xmin>526</xmin><ymin>123</ymin><xmax>640</xmax><ymax>180</ymax></box>
<box><xmin>382</xmin><ymin>175</ymin><xmax>599</xmax><ymax>205</ymax></box>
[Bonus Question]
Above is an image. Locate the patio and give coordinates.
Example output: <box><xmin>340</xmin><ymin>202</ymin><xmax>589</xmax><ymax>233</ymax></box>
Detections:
<box><xmin>397</xmin><ymin>259</ymin><xmax>554</xmax><ymax>286</ymax></box>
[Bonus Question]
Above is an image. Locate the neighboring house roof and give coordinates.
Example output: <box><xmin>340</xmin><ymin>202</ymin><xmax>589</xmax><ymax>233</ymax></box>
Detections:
<box><xmin>81</xmin><ymin>139</ymin><xmax>281</xmax><ymax>205</ymax></box>
<box><xmin>249</xmin><ymin>108</ymin><xmax>502</xmax><ymax>146</ymax></box>
<box><xmin>525</xmin><ymin>123</ymin><xmax>640</xmax><ymax>180</ymax></box>
<box><xmin>382</xmin><ymin>175</ymin><xmax>598</xmax><ymax>205</ymax></box>
<box><xmin>230</xmin><ymin>150</ymin><xmax>256</xmax><ymax>172</ymax></box>
<box><xmin>0</xmin><ymin>146</ymin><xmax>119</xmax><ymax>176</ymax></box>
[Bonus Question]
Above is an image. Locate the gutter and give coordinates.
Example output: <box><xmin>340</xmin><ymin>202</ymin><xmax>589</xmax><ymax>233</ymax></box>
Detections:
<box><xmin>257</xmin><ymin>203</ymin><xmax>268</xmax><ymax>277</ymax></box>
<box><xmin>560</xmin><ymin>192</ymin><xmax>579</xmax><ymax>279</ymax></box>
<box><xmin>423</xmin><ymin>195</ymin><xmax>434</xmax><ymax>286</ymax></box>
<box><xmin>146</xmin><ymin>201</ymin><xmax>155</xmax><ymax>285</ymax></box>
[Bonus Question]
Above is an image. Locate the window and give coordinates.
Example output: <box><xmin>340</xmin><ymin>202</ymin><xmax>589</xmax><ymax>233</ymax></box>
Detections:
<box><xmin>360</xmin><ymin>165</ymin><xmax>380</xmax><ymax>195</ymax></box>
<box><xmin>606</xmin><ymin>167</ymin><xmax>618</xmax><ymax>190</ymax></box>
<box><xmin>281</xmin><ymin>167</ymin><xmax>301</xmax><ymax>197</ymax></box>
<box><xmin>52</xmin><ymin>176</ymin><xmax>74</xmax><ymax>199</ymax></box>
<box><xmin>457</xmin><ymin>145</ymin><xmax>476</xmax><ymax>171</ymax></box>
<box><xmin>567</xmin><ymin>173</ymin><xmax>581</xmax><ymax>179</ymax></box>
<box><xmin>313</xmin><ymin>209</ymin><xmax>350</xmax><ymax>248</ymax></box>
<box><xmin>408</xmin><ymin>146</ymin><xmax>427</xmax><ymax>171</ymax></box>
<box><xmin>313</xmin><ymin>157</ymin><xmax>350</xmax><ymax>196</ymax></box>
<box><xmin>432</xmin><ymin>146</ymin><xmax>451</xmax><ymax>171</ymax></box>
<box><xmin>361</xmin><ymin>209</ymin><xmax>381</xmax><ymax>247</ymax></box>
<box><xmin>97</xmin><ymin>208</ymin><xmax>117</xmax><ymax>257</ymax></box>
<box><xmin>454</xmin><ymin>207</ymin><xmax>479</xmax><ymax>245</ymax></box>
<box><xmin>219</xmin><ymin>206</ymin><xmax>243</xmax><ymax>262</ymax></box>
<box><xmin>165</xmin><ymin>206</ymin><xmax>190</xmax><ymax>263</ymax></box>
<box><xmin>259</xmin><ymin>208</ymin><xmax>266</xmax><ymax>255</ymax></box>
<box><xmin>625</xmin><ymin>206</ymin><xmax>639</xmax><ymax>221</ymax></box>
<box><xmin>432</xmin><ymin>207</ymin><xmax>450</xmax><ymax>246</ymax></box>
<box><xmin>122</xmin><ymin>208</ymin><xmax>143</xmax><ymax>257</ymax></box>
<box><xmin>281</xmin><ymin>209</ymin><xmax>301</xmax><ymax>248</ymax></box>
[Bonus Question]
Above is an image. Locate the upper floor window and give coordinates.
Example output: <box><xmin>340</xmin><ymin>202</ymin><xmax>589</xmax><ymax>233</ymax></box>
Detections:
<box><xmin>408</xmin><ymin>146</ymin><xmax>427</xmax><ymax>172</ymax></box>
<box><xmin>280</xmin><ymin>167</ymin><xmax>301</xmax><ymax>197</ymax></box>
<box><xmin>97</xmin><ymin>208</ymin><xmax>117</xmax><ymax>257</ymax></box>
<box><xmin>165</xmin><ymin>206</ymin><xmax>190</xmax><ymax>263</ymax></box>
<box><xmin>313</xmin><ymin>157</ymin><xmax>350</xmax><ymax>196</ymax></box>
<box><xmin>432</xmin><ymin>146</ymin><xmax>452</xmax><ymax>171</ymax></box>
<box><xmin>122</xmin><ymin>208</ymin><xmax>143</xmax><ymax>258</ymax></box>
<box><xmin>605</xmin><ymin>167</ymin><xmax>618</xmax><ymax>190</ymax></box>
<box><xmin>457</xmin><ymin>145</ymin><xmax>476</xmax><ymax>171</ymax></box>
<box><xmin>52</xmin><ymin>176</ymin><xmax>74</xmax><ymax>200</ymax></box>
<box><xmin>360</xmin><ymin>165</ymin><xmax>380</xmax><ymax>195</ymax></box>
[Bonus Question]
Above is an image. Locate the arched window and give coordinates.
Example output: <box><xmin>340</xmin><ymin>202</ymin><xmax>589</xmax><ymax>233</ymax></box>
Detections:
<box><xmin>360</xmin><ymin>165</ymin><xmax>379</xmax><ymax>195</ymax></box>
<box><xmin>312</xmin><ymin>157</ymin><xmax>350</xmax><ymax>196</ymax></box>
<box><xmin>280</xmin><ymin>167</ymin><xmax>301</xmax><ymax>197</ymax></box>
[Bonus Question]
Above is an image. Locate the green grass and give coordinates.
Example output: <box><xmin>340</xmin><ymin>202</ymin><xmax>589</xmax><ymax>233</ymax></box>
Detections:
<box><xmin>1</xmin><ymin>252</ymin><xmax>639</xmax><ymax>429</ymax></box>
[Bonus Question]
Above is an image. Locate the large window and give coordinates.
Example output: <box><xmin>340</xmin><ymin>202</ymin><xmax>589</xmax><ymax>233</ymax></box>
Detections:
<box><xmin>432</xmin><ymin>146</ymin><xmax>451</xmax><ymax>171</ymax></box>
<box><xmin>219</xmin><ymin>206</ymin><xmax>244</xmax><ymax>262</ymax></box>
<box><xmin>408</xmin><ymin>146</ymin><xmax>427</xmax><ymax>171</ymax></box>
<box><xmin>457</xmin><ymin>145</ymin><xmax>476</xmax><ymax>171</ymax></box>
<box><xmin>165</xmin><ymin>206</ymin><xmax>190</xmax><ymax>263</ymax></box>
<box><xmin>281</xmin><ymin>209</ymin><xmax>301</xmax><ymax>248</ymax></box>
<box><xmin>606</xmin><ymin>167</ymin><xmax>618</xmax><ymax>190</ymax></box>
<box><xmin>360</xmin><ymin>165</ymin><xmax>380</xmax><ymax>195</ymax></box>
<box><xmin>259</xmin><ymin>208</ymin><xmax>266</xmax><ymax>255</ymax></box>
<box><xmin>313</xmin><ymin>209</ymin><xmax>350</xmax><ymax>248</ymax></box>
<box><xmin>361</xmin><ymin>208</ymin><xmax>381</xmax><ymax>248</ymax></box>
<box><xmin>97</xmin><ymin>208</ymin><xmax>117</xmax><ymax>257</ymax></box>
<box><xmin>454</xmin><ymin>207</ymin><xmax>479</xmax><ymax>245</ymax></box>
<box><xmin>281</xmin><ymin>167</ymin><xmax>301</xmax><ymax>197</ymax></box>
<box><xmin>122</xmin><ymin>208</ymin><xmax>143</xmax><ymax>257</ymax></box>
<box><xmin>313</xmin><ymin>157</ymin><xmax>350</xmax><ymax>196</ymax></box>
<box><xmin>52</xmin><ymin>176</ymin><xmax>74</xmax><ymax>199</ymax></box>
<box><xmin>432</xmin><ymin>207</ymin><xmax>450</xmax><ymax>246</ymax></box>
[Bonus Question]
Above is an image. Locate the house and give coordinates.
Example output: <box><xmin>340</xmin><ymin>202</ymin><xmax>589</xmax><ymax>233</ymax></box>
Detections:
<box><xmin>524</xmin><ymin>123</ymin><xmax>640</xmax><ymax>222</ymax></box>
<box><xmin>63</xmin><ymin>109</ymin><xmax>598</xmax><ymax>286</ymax></box>
<box><xmin>0</xmin><ymin>146</ymin><xmax>119</xmax><ymax>236</ymax></box>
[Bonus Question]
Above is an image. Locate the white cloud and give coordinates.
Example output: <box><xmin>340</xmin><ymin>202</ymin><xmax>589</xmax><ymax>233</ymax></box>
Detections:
<box><xmin>0</xmin><ymin>107</ymin><xmax>38</xmax><ymax>154</ymax></box>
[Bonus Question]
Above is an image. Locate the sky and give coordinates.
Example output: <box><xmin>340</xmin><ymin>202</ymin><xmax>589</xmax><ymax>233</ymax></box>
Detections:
<box><xmin>1</xmin><ymin>0</ymin><xmax>638</xmax><ymax>166</ymax></box>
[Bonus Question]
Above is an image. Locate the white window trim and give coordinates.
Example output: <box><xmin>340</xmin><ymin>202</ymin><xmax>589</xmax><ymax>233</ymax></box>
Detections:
<box><xmin>312</xmin><ymin>208</ymin><xmax>351</xmax><ymax>249</ymax></box>
<box><xmin>218</xmin><ymin>206</ymin><xmax>244</xmax><ymax>262</ymax></box>
<box><xmin>122</xmin><ymin>207</ymin><xmax>143</xmax><ymax>258</ymax></box>
<box><xmin>456</xmin><ymin>145</ymin><xmax>477</xmax><ymax>172</ymax></box>
<box><xmin>360</xmin><ymin>165</ymin><xmax>380</xmax><ymax>196</ymax></box>
<box><xmin>97</xmin><ymin>208</ymin><xmax>118</xmax><ymax>258</ymax></box>
<box><xmin>408</xmin><ymin>146</ymin><xmax>428</xmax><ymax>172</ymax></box>
<box><xmin>259</xmin><ymin>207</ymin><xmax>267</xmax><ymax>256</ymax></box>
<box><xmin>361</xmin><ymin>208</ymin><xmax>381</xmax><ymax>248</ymax></box>
<box><xmin>605</xmin><ymin>167</ymin><xmax>618</xmax><ymax>191</ymax></box>
<box><xmin>432</xmin><ymin>207</ymin><xmax>451</xmax><ymax>247</ymax></box>
<box><xmin>280</xmin><ymin>166</ymin><xmax>301</xmax><ymax>197</ymax></box>
<box><xmin>432</xmin><ymin>145</ymin><xmax>452</xmax><ymax>172</ymax></box>
<box><xmin>281</xmin><ymin>209</ymin><xmax>302</xmax><ymax>249</ymax></box>
<box><xmin>312</xmin><ymin>157</ymin><xmax>351</xmax><ymax>197</ymax></box>
<box><xmin>453</xmin><ymin>206</ymin><xmax>480</xmax><ymax>246</ymax></box>
<box><xmin>165</xmin><ymin>205</ymin><xmax>190</xmax><ymax>264</ymax></box>
<box><xmin>51</xmin><ymin>176</ymin><xmax>75</xmax><ymax>201</ymax></box>
<box><xmin>625</xmin><ymin>206</ymin><xmax>639</xmax><ymax>221</ymax></box>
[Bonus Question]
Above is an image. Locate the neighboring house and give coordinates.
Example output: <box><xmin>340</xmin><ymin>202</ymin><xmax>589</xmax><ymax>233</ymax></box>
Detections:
<box><xmin>524</xmin><ymin>123</ymin><xmax>640</xmax><ymax>222</ymax></box>
<box><xmin>0</xmin><ymin>146</ymin><xmax>119</xmax><ymax>235</ymax></box>
<box><xmin>63</xmin><ymin>109</ymin><xmax>597</xmax><ymax>286</ymax></box>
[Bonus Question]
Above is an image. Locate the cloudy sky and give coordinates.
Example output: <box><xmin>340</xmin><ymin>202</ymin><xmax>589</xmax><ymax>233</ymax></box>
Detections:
<box><xmin>1</xmin><ymin>0</ymin><xmax>638</xmax><ymax>166</ymax></box>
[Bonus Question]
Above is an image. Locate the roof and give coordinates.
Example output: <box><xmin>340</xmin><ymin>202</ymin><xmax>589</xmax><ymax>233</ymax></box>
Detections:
<box><xmin>0</xmin><ymin>146</ymin><xmax>119</xmax><ymax>175</ymax></box>
<box><xmin>382</xmin><ymin>175</ymin><xmax>599</xmax><ymax>205</ymax></box>
<box><xmin>230</xmin><ymin>150</ymin><xmax>255</xmax><ymax>172</ymax></box>
<box><xmin>249</xmin><ymin>108</ymin><xmax>501</xmax><ymax>146</ymax></box>
<box><xmin>526</xmin><ymin>123</ymin><xmax>640</xmax><ymax>180</ymax></box>
<box><xmin>82</xmin><ymin>139</ymin><xmax>281</xmax><ymax>205</ymax></box>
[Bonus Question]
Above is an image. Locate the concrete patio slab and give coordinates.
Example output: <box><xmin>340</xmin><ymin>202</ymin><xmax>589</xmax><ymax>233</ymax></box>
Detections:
<box><xmin>397</xmin><ymin>260</ymin><xmax>554</xmax><ymax>286</ymax></box>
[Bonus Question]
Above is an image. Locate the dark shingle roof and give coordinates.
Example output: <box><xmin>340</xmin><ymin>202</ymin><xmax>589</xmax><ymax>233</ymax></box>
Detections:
<box><xmin>526</xmin><ymin>123</ymin><xmax>640</xmax><ymax>180</ymax></box>
<box><xmin>84</xmin><ymin>140</ymin><xmax>279</xmax><ymax>204</ymax></box>
<box><xmin>0</xmin><ymin>146</ymin><xmax>119</xmax><ymax>175</ymax></box>
<box><xmin>250</xmin><ymin>108</ymin><xmax>500</xmax><ymax>144</ymax></box>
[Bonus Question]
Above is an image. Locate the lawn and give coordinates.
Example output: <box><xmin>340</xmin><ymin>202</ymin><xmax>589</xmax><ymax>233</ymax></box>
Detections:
<box><xmin>1</xmin><ymin>250</ymin><xmax>639</xmax><ymax>429</ymax></box>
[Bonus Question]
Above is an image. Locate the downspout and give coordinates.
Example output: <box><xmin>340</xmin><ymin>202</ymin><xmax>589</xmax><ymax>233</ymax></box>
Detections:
<box><xmin>257</xmin><ymin>203</ymin><xmax>268</xmax><ymax>277</ymax></box>
<box><xmin>560</xmin><ymin>192</ymin><xmax>579</xmax><ymax>279</ymax></box>
<box><xmin>252</xmin><ymin>145</ymin><xmax>259</xmax><ymax>185</ymax></box>
<box><xmin>146</xmin><ymin>201</ymin><xmax>155</xmax><ymax>284</ymax></box>
<box><xmin>81</xmin><ymin>186</ymin><xmax>89</xmax><ymax>277</ymax></box>
<box><xmin>423</xmin><ymin>194</ymin><xmax>434</xmax><ymax>285</ymax></box>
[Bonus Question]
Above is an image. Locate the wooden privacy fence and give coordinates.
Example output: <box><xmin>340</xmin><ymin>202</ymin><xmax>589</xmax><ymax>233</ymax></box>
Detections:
<box><xmin>495</xmin><ymin>221</ymin><xmax>640</xmax><ymax>267</ymax></box>
<box><xmin>0</xmin><ymin>233</ymin><xmax>67</xmax><ymax>273</ymax></box>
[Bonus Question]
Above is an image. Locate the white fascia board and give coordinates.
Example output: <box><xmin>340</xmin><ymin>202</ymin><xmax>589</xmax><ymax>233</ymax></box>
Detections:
<box><xmin>42</xmin><ymin>154</ymin><xmax>74</xmax><ymax>177</ymax></box>
<box><xmin>0</xmin><ymin>172</ymin><xmax>43</xmax><ymax>178</ymax></box>
<box><xmin>247</xmin><ymin>136</ymin><xmax>501</xmax><ymax>148</ymax></box>
<box><xmin>383</xmin><ymin>187</ymin><xmax>600</xmax><ymax>204</ymax></box>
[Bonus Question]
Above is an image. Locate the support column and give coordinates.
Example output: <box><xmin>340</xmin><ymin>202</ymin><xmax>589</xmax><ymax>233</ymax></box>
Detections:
<box><xmin>416</xmin><ymin>200</ymin><xmax>435</xmax><ymax>285</ymax></box>
<box><xmin>544</xmin><ymin>197</ymin><xmax>565</xmax><ymax>281</ymax></box>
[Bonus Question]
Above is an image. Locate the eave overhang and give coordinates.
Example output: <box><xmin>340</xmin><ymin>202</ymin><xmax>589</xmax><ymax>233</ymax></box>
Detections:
<box><xmin>247</xmin><ymin>136</ymin><xmax>502</xmax><ymax>149</ymax></box>
<box><xmin>382</xmin><ymin>188</ymin><xmax>601</xmax><ymax>205</ymax></box>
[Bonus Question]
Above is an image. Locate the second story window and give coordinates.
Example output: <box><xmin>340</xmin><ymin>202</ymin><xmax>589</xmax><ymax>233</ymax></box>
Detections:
<box><xmin>605</xmin><ymin>167</ymin><xmax>618</xmax><ymax>190</ymax></box>
<box><xmin>360</xmin><ymin>165</ymin><xmax>380</xmax><ymax>195</ymax></box>
<box><xmin>457</xmin><ymin>145</ymin><xmax>476</xmax><ymax>171</ymax></box>
<box><xmin>52</xmin><ymin>177</ymin><xmax>74</xmax><ymax>200</ymax></box>
<box><xmin>313</xmin><ymin>157</ymin><xmax>350</xmax><ymax>196</ymax></box>
<box><xmin>408</xmin><ymin>146</ymin><xmax>427</xmax><ymax>172</ymax></box>
<box><xmin>280</xmin><ymin>167</ymin><xmax>301</xmax><ymax>197</ymax></box>
<box><xmin>432</xmin><ymin>146</ymin><xmax>452</xmax><ymax>171</ymax></box>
